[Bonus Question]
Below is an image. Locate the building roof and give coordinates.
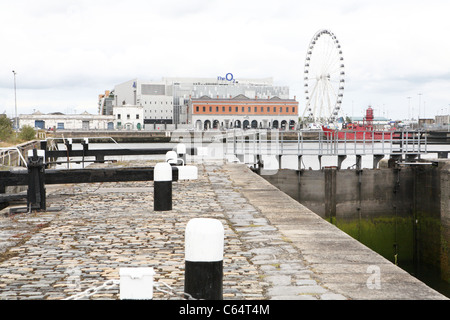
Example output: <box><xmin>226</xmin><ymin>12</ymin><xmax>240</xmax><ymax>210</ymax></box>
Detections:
<box><xmin>191</xmin><ymin>94</ymin><xmax>296</xmax><ymax>102</ymax></box>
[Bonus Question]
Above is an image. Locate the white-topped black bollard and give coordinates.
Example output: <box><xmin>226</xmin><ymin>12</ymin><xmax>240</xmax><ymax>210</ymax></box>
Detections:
<box><xmin>175</xmin><ymin>143</ymin><xmax>187</xmax><ymax>165</ymax></box>
<box><xmin>184</xmin><ymin>218</ymin><xmax>224</xmax><ymax>300</ymax></box>
<box><xmin>154</xmin><ymin>162</ymin><xmax>172</xmax><ymax>211</ymax></box>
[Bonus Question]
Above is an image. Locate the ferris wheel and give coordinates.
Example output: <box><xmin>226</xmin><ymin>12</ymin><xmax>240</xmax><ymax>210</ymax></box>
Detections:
<box><xmin>302</xmin><ymin>29</ymin><xmax>345</xmax><ymax>125</ymax></box>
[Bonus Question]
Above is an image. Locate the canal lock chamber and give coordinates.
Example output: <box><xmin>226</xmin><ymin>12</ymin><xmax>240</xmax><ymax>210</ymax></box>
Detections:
<box><xmin>260</xmin><ymin>161</ymin><xmax>450</xmax><ymax>298</ymax></box>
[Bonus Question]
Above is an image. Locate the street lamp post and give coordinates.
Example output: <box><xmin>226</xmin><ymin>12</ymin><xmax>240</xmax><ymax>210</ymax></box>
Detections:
<box><xmin>12</xmin><ymin>70</ymin><xmax>17</xmax><ymax>130</ymax></box>
<box><xmin>407</xmin><ymin>97</ymin><xmax>411</xmax><ymax>120</ymax></box>
<box><xmin>418</xmin><ymin>93</ymin><xmax>422</xmax><ymax>119</ymax></box>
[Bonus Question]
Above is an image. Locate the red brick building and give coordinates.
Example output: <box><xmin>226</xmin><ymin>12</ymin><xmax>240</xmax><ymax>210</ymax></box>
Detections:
<box><xmin>188</xmin><ymin>94</ymin><xmax>299</xmax><ymax>130</ymax></box>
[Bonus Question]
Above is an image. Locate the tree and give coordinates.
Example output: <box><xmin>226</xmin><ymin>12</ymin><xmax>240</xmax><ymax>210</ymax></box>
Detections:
<box><xmin>0</xmin><ymin>115</ymin><xmax>13</xmax><ymax>141</ymax></box>
<box><xmin>18</xmin><ymin>125</ymin><xmax>36</xmax><ymax>141</ymax></box>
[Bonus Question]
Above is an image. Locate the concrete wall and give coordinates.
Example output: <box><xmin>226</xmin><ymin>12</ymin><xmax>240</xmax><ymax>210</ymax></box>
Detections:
<box><xmin>261</xmin><ymin>162</ymin><xmax>450</xmax><ymax>283</ymax></box>
<box><xmin>263</xmin><ymin>168</ymin><xmax>415</xmax><ymax>219</ymax></box>
<box><xmin>439</xmin><ymin>162</ymin><xmax>450</xmax><ymax>282</ymax></box>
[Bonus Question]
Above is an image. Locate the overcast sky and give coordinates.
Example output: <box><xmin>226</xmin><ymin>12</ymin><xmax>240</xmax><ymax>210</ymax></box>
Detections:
<box><xmin>1</xmin><ymin>0</ymin><xmax>449</xmax><ymax>120</ymax></box>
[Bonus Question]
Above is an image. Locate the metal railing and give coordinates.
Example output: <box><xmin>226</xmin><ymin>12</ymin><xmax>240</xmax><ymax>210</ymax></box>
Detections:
<box><xmin>0</xmin><ymin>147</ymin><xmax>29</xmax><ymax>167</ymax></box>
<box><xmin>224</xmin><ymin>129</ymin><xmax>428</xmax><ymax>157</ymax></box>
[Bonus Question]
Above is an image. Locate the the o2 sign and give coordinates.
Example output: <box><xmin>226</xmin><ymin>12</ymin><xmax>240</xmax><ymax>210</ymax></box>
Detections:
<box><xmin>217</xmin><ymin>73</ymin><xmax>236</xmax><ymax>83</ymax></box>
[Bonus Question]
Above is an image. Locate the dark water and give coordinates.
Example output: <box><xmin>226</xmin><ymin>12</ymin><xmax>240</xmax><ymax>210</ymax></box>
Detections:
<box><xmin>334</xmin><ymin>216</ymin><xmax>450</xmax><ymax>298</ymax></box>
<box><xmin>401</xmin><ymin>262</ymin><xmax>450</xmax><ymax>298</ymax></box>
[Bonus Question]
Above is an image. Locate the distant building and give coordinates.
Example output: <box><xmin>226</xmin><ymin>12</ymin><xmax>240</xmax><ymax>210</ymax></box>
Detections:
<box><xmin>418</xmin><ymin>118</ymin><xmax>435</xmax><ymax>127</ymax></box>
<box><xmin>189</xmin><ymin>94</ymin><xmax>299</xmax><ymax>130</ymax></box>
<box><xmin>113</xmin><ymin>104</ymin><xmax>143</xmax><ymax>130</ymax></box>
<box><xmin>98</xmin><ymin>90</ymin><xmax>114</xmax><ymax>116</ymax></box>
<box><xmin>100</xmin><ymin>76</ymin><xmax>293</xmax><ymax>129</ymax></box>
<box><xmin>435</xmin><ymin>114</ymin><xmax>449</xmax><ymax>126</ymax></box>
<box><xmin>19</xmin><ymin>111</ymin><xmax>114</xmax><ymax>130</ymax></box>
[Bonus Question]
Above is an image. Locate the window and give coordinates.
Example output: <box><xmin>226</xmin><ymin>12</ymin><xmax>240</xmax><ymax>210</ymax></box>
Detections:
<box><xmin>216</xmin><ymin>106</ymin><xmax>219</xmax><ymax>112</ymax></box>
<box><xmin>229</xmin><ymin>107</ymin><xmax>232</xmax><ymax>112</ymax></box>
<box><xmin>286</xmin><ymin>107</ymin><xmax>289</xmax><ymax>113</ymax></box>
<box><xmin>236</xmin><ymin>107</ymin><xmax>238</xmax><ymax>112</ymax></box>
<box><xmin>196</xmin><ymin>106</ymin><xmax>199</xmax><ymax>112</ymax></box>
<box><xmin>127</xmin><ymin>114</ymin><xmax>130</xmax><ymax>120</ymax></box>
<box><xmin>117</xmin><ymin>114</ymin><xmax>121</xmax><ymax>120</ymax></box>
<box><xmin>242</xmin><ymin>107</ymin><xmax>244</xmax><ymax>112</ymax></box>
<box><xmin>203</xmin><ymin>106</ymin><xmax>206</xmax><ymax>112</ymax></box>
<box><xmin>222</xmin><ymin>106</ymin><xmax>225</xmax><ymax>112</ymax></box>
<box><xmin>136</xmin><ymin>114</ymin><xmax>139</xmax><ymax>119</ymax></box>
<box><xmin>209</xmin><ymin>106</ymin><xmax>212</xmax><ymax>112</ymax></box>
<box><xmin>248</xmin><ymin>107</ymin><xmax>251</xmax><ymax>112</ymax></box>
<box><xmin>273</xmin><ymin>107</ymin><xmax>276</xmax><ymax>112</ymax></box>
<box><xmin>267</xmin><ymin>107</ymin><xmax>270</xmax><ymax>112</ymax></box>
<box><xmin>292</xmin><ymin>107</ymin><xmax>296</xmax><ymax>113</ymax></box>
<box><xmin>254</xmin><ymin>107</ymin><xmax>257</xmax><ymax>112</ymax></box>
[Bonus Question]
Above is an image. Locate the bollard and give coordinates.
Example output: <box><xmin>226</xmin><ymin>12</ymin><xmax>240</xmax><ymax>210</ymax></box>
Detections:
<box><xmin>165</xmin><ymin>151</ymin><xmax>179</xmax><ymax>165</ymax></box>
<box><xmin>175</xmin><ymin>143</ymin><xmax>187</xmax><ymax>165</ymax></box>
<box><xmin>184</xmin><ymin>218</ymin><xmax>224</xmax><ymax>300</ymax></box>
<box><xmin>154</xmin><ymin>162</ymin><xmax>172</xmax><ymax>211</ymax></box>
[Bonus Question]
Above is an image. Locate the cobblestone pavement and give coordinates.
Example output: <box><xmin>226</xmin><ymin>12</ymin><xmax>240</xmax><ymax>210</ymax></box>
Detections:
<box><xmin>0</xmin><ymin>160</ymin><xmax>348</xmax><ymax>300</ymax></box>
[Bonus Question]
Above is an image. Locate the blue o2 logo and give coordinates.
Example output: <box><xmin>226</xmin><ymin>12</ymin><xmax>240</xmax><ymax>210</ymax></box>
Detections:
<box><xmin>217</xmin><ymin>73</ymin><xmax>235</xmax><ymax>82</ymax></box>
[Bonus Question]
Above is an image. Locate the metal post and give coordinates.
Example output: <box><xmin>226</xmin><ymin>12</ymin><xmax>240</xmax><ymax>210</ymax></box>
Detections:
<box><xmin>184</xmin><ymin>218</ymin><xmax>224</xmax><ymax>300</ymax></box>
<box><xmin>175</xmin><ymin>143</ymin><xmax>187</xmax><ymax>165</ymax></box>
<box><xmin>12</xmin><ymin>70</ymin><xmax>18</xmax><ymax>130</ymax></box>
<box><xmin>81</xmin><ymin>138</ymin><xmax>88</xmax><ymax>168</ymax></box>
<box><xmin>154</xmin><ymin>162</ymin><xmax>172</xmax><ymax>211</ymax></box>
<box><xmin>27</xmin><ymin>149</ymin><xmax>46</xmax><ymax>212</ymax></box>
<box><xmin>355</xmin><ymin>155</ymin><xmax>362</xmax><ymax>171</ymax></box>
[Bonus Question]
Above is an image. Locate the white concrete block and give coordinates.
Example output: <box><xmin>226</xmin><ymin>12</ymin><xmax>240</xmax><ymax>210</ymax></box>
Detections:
<box><xmin>176</xmin><ymin>165</ymin><xmax>198</xmax><ymax>180</ymax></box>
<box><xmin>119</xmin><ymin>267</ymin><xmax>155</xmax><ymax>300</ymax></box>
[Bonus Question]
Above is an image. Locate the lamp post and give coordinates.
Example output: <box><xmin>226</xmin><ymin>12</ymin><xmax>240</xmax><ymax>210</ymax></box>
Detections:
<box><xmin>418</xmin><ymin>93</ymin><xmax>422</xmax><ymax>121</ymax></box>
<box><xmin>407</xmin><ymin>97</ymin><xmax>411</xmax><ymax>120</ymax></box>
<box><xmin>12</xmin><ymin>70</ymin><xmax>17</xmax><ymax>130</ymax></box>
